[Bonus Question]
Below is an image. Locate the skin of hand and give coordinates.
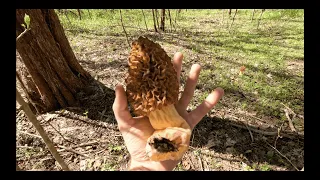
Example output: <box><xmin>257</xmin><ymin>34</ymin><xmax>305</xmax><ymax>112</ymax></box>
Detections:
<box><xmin>113</xmin><ymin>52</ymin><xmax>224</xmax><ymax>171</ymax></box>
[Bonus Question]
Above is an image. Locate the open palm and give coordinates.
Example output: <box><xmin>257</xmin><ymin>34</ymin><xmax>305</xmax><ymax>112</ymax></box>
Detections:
<box><xmin>113</xmin><ymin>52</ymin><xmax>224</xmax><ymax>170</ymax></box>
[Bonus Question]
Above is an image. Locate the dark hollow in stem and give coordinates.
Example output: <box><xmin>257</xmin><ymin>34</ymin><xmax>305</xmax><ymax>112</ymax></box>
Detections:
<box><xmin>149</xmin><ymin>137</ymin><xmax>178</xmax><ymax>153</ymax></box>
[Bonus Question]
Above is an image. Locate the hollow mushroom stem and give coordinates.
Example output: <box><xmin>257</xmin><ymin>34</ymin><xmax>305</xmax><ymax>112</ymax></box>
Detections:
<box><xmin>146</xmin><ymin>104</ymin><xmax>191</xmax><ymax>161</ymax></box>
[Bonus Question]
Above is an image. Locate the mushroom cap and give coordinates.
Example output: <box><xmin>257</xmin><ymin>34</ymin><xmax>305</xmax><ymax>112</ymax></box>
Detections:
<box><xmin>125</xmin><ymin>36</ymin><xmax>179</xmax><ymax>116</ymax></box>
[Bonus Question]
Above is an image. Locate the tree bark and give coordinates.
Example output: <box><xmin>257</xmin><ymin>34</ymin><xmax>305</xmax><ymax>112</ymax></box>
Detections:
<box><xmin>152</xmin><ymin>9</ymin><xmax>158</xmax><ymax>32</ymax></box>
<box><xmin>160</xmin><ymin>9</ymin><xmax>165</xmax><ymax>31</ymax></box>
<box><xmin>16</xmin><ymin>9</ymin><xmax>91</xmax><ymax>113</ymax></box>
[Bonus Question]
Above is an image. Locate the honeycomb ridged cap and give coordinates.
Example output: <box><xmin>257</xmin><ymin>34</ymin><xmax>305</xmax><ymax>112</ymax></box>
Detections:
<box><xmin>125</xmin><ymin>37</ymin><xmax>179</xmax><ymax>116</ymax></box>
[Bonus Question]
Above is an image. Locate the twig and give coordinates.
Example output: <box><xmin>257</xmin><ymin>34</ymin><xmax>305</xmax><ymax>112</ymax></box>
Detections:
<box><xmin>198</xmin><ymin>156</ymin><xmax>204</xmax><ymax>171</ymax></box>
<box><xmin>239</xmin><ymin>112</ymin><xmax>268</xmax><ymax>124</ymax></box>
<box><xmin>19</xmin><ymin>131</ymin><xmax>42</xmax><ymax>139</ymax></box>
<box><xmin>229</xmin><ymin>9</ymin><xmax>238</xmax><ymax>30</ymax></box>
<box><xmin>57</xmin><ymin>145</ymin><xmax>90</xmax><ymax>158</ymax></box>
<box><xmin>265</xmin><ymin>141</ymin><xmax>299</xmax><ymax>171</ymax></box>
<box><xmin>16</xmin><ymin>88</ymin><xmax>69</xmax><ymax>171</ymax></box>
<box><xmin>17</xmin><ymin>71</ymin><xmax>75</xmax><ymax>145</ymax></box>
<box><xmin>46</xmin><ymin>121</ymin><xmax>77</xmax><ymax>145</ymax></box>
<box><xmin>71</xmin><ymin>140</ymin><xmax>99</xmax><ymax>148</ymax></box>
<box><xmin>17</xmin><ymin>145</ymin><xmax>36</xmax><ymax>149</ymax></box>
<box><xmin>229</xmin><ymin>122</ymin><xmax>304</xmax><ymax>140</ymax></box>
<box><xmin>16</xmin><ymin>28</ymin><xmax>30</xmax><ymax>42</ymax></box>
<box><xmin>244</xmin><ymin>122</ymin><xmax>254</xmax><ymax>142</ymax></box>
<box><xmin>274</xmin><ymin>122</ymin><xmax>284</xmax><ymax>148</ymax></box>
<box><xmin>281</xmin><ymin>103</ymin><xmax>297</xmax><ymax>132</ymax></box>
<box><xmin>284</xmin><ymin>109</ymin><xmax>296</xmax><ymax>132</ymax></box>
<box><xmin>281</xmin><ymin>103</ymin><xmax>296</xmax><ymax>115</ymax></box>
<box><xmin>119</xmin><ymin>10</ymin><xmax>130</xmax><ymax>48</ymax></box>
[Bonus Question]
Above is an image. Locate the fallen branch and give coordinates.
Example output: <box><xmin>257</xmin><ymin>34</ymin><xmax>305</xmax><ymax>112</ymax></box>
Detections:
<box><xmin>284</xmin><ymin>108</ymin><xmax>296</xmax><ymax>132</ymax></box>
<box><xmin>244</xmin><ymin>122</ymin><xmax>254</xmax><ymax>142</ymax></box>
<box><xmin>16</xmin><ymin>88</ymin><xmax>69</xmax><ymax>171</ymax></box>
<box><xmin>281</xmin><ymin>103</ymin><xmax>297</xmax><ymax>132</ymax></box>
<box><xmin>274</xmin><ymin>122</ymin><xmax>284</xmax><ymax>148</ymax></box>
<box><xmin>229</xmin><ymin>122</ymin><xmax>304</xmax><ymax>140</ymax></box>
<box><xmin>265</xmin><ymin>141</ymin><xmax>299</xmax><ymax>171</ymax></box>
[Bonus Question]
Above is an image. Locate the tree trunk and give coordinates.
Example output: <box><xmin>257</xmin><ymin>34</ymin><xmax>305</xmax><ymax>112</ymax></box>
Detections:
<box><xmin>16</xmin><ymin>9</ymin><xmax>91</xmax><ymax>113</ymax></box>
<box><xmin>141</xmin><ymin>10</ymin><xmax>148</xmax><ymax>31</ymax></box>
<box><xmin>152</xmin><ymin>9</ymin><xmax>158</xmax><ymax>32</ymax></box>
<box><xmin>160</xmin><ymin>9</ymin><xmax>165</xmax><ymax>31</ymax></box>
<box><xmin>77</xmin><ymin>9</ymin><xmax>82</xmax><ymax>20</ymax></box>
<box><xmin>155</xmin><ymin>9</ymin><xmax>160</xmax><ymax>30</ymax></box>
<box><xmin>168</xmin><ymin>9</ymin><xmax>174</xmax><ymax>32</ymax></box>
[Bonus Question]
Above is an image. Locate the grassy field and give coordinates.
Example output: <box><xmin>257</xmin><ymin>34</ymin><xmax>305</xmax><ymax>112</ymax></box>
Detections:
<box><xmin>59</xmin><ymin>9</ymin><xmax>304</xmax><ymax>127</ymax></box>
<box><xmin>16</xmin><ymin>9</ymin><xmax>304</xmax><ymax>171</ymax></box>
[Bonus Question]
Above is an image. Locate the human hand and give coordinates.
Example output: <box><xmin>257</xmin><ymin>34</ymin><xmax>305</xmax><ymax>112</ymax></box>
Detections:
<box><xmin>112</xmin><ymin>52</ymin><xmax>224</xmax><ymax>171</ymax></box>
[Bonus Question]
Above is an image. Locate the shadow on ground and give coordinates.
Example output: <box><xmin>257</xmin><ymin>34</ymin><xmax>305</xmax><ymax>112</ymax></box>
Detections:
<box><xmin>64</xmin><ymin>78</ymin><xmax>303</xmax><ymax>171</ymax></box>
<box><xmin>191</xmin><ymin>115</ymin><xmax>304</xmax><ymax>171</ymax></box>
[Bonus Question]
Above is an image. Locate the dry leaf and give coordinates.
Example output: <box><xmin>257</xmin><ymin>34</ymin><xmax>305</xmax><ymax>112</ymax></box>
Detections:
<box><xmin>239</xmin><ymin>66</ymin><xmax>246</xmax><ymax>75</ymax></box>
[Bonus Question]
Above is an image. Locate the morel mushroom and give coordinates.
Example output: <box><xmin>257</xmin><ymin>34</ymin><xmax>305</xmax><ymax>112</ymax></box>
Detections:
<box><xmin>125</xmin><ymin>36</ymin><xmax>191</xmax><ymax>161</ymax></box>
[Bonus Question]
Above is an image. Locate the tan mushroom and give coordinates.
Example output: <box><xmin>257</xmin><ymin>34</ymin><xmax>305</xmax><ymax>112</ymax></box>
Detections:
<box><xmin>125</xmin><ymin>36</ymin><xmax>191</xmax><ymax>161</ymax></box>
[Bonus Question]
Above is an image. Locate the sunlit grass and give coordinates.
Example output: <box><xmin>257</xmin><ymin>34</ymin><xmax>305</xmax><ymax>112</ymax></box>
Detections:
<box><xmin>57</xmin><ymin>9</ymin><xmax>304</xmax><ymax>122</ymax></box>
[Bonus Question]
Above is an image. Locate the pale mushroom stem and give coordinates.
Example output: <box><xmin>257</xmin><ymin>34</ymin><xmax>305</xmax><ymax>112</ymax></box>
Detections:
<box><xmin>146</xmin><ymin>104</ymin><xmax>192</xmax><ymax>161</ymax></box>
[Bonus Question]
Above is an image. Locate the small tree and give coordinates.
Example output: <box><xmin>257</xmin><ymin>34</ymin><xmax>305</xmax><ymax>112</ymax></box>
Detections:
<box><xmin>160</xmin><ymin>9</ymin><xmax>165</xmax><ymax>31</ymax></box>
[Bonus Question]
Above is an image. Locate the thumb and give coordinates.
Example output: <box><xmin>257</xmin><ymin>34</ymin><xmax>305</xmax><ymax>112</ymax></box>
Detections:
<box><xmin>113</xmin><ymin>84</ymin><xmax>133</xmax><ymax>128</ymax></box>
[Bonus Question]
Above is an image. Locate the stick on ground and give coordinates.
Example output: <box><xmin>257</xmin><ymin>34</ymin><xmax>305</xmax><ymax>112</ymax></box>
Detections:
<box><xmin>265</xmin><ymin>141</ymin><xmax>299</xmax><ymax>171</ymax></box>
<box><xmin>16</xmin><ymin>88</ymin><xmax>70</xmax><ymax>171</ymax></box>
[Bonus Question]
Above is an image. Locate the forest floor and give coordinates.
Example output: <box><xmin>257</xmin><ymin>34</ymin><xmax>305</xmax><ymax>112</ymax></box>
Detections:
<box><xmin>16</xmin><ymin>9</ymin><xmax>304</xmax><ymax>171</ymax></box>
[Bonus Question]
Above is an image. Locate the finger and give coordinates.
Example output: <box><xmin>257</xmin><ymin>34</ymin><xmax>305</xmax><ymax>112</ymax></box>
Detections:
<box><xmin>177</xmin><ymin>64</ymin><xmax>201</xmax><ymax>110</ymax></box>
<box><xmin>112</xmin><ymin>84</ymin><xmax>133</xmax><ymax>128</ymax></box>
<box><xmin>188</xmin><ymin>87</ymin><xmax>224</xmax><ymax>129</ymax></box>
<box><xmin>172</xmin><ymin>52</ymin><xmax>183</xmax><ymax>84</ymax></box>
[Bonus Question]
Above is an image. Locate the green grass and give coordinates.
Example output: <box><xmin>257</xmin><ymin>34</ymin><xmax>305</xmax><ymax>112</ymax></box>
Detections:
<box><xmin>57</xmin><ymin>9</ymin><xmax>304</xmax><ymax>125</ymax></box>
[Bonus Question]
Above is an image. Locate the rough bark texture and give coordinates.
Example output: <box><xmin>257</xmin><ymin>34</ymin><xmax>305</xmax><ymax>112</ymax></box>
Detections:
<box><xmin>16</xmin><ymin>9</ymin><xmax>91</xmax><ymax>112</ymax></box>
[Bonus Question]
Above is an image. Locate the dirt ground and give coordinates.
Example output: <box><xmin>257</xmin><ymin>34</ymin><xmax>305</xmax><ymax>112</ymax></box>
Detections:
<box><xmin>16</xmin><ymin>31</ymin><xmax>304</xmax><ymax>171</ymax></box>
